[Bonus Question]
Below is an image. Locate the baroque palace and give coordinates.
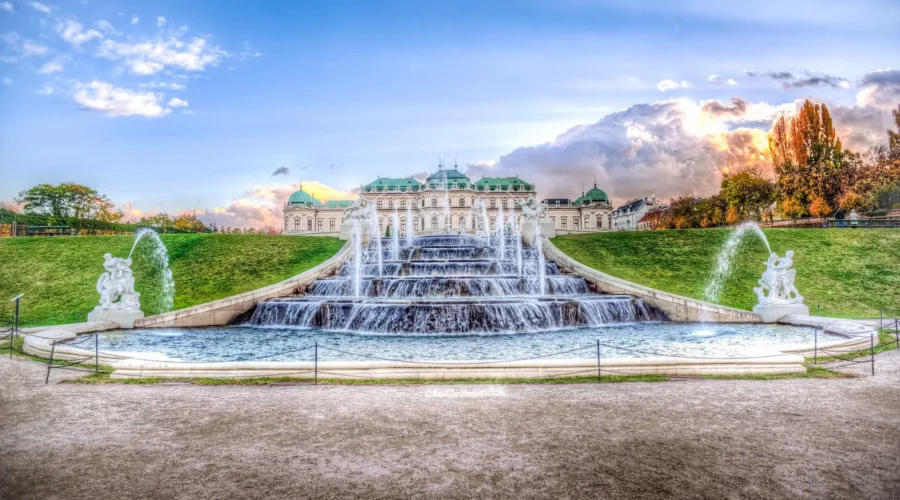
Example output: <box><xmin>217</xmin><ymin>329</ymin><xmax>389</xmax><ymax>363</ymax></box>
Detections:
<box><xmin>283</xmin><ymin>165</ymin><xmax>618</xmax><ymax>235</ymax></box>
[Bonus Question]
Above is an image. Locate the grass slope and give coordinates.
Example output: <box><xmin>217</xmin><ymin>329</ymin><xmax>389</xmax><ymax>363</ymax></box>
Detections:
<box><xmin>0</xmin><ymin>234</ymin><xmax>344</xmax><ymax>326</ymax></box>
<box><xmin>551</xmin><ymin>229</ymin><xmax>900</xmax><ymax>318</ymax></box>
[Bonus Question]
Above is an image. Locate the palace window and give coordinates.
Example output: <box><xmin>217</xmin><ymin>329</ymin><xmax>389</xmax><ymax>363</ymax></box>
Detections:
<box><xmin>584</xmin><ymin>216</ymin><xmax>590</xmax><ymax>228</ymax></box>
<box><xmin>596</xmin><ymin>215</ymin><xmax>603</xmax><ymax>228</ymax></box>
<box><xmin>459</xmin><ymin>197</ymin><xmax>465</xmax><ymax>207</ymax></box>
<box><xmin>414</xmin><ymin>217</ymin><xmax>420</xmax><ymax>231</ymax></box>
<box><xmin>561</xmin><ymin>217</ymin><xmax>567</xmax><ymax>229</ymax></box>
<box><xmin>377</xmin><ymin>200</ymin><xmax>383</xmax><ymax>209</ymax></box>
<box><xmin>317</xmin><ymin>219</ymin><xmax>323</xmax><ymax>232</ymax></box>
<box><xmin>431</xmin><ymin>216</ymin><xmax>438</xmax><ymax>229</ymax></box>
<box><xmin>459</xmin><ymin>216</ymin><xmax>466</xmax><ymax>229</ymax></box>
<box><xmin>294</xmin><ymin>218</ymin><xmax>301</xmax><ymax>231</ymax></box>
<box><xmin>573</xmin><ymin>217</ymin><xmax>580</xmax><ymax>229</ymax></box>
<box><xmin>400</xmin><ymin>200</ymin><xmax>406</xmax><ymax>209</ymax></box>
<box><xmin>388</xmin><ymin>200</ymin><xmax>394</xmax><ymax>209</ymax></box>
<box><xmin>329</xmin><ymin>219</ymin><xmax>335</xmax><ymax>231</ymax></box>
<box><xmin>490</xmin><ymin>199</ymin><xmax>496</xmax><ymax>208</ymax></box>
<box><xmin>502</xmin><ymin>199</ymin><xmax>508</xmax><ymax>208</ymax></box>
<box><xmin>431</xmin><ymin>198</ymin><xmax>438</xmax><ymax>207</ymax></box>
<box><xmin>307</xmin><ymin>219</ymin><xmax>313</xmax><ymax>231</ymax></box>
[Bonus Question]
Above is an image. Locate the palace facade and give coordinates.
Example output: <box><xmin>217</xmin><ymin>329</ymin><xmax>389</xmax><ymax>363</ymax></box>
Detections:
<box><xmin>283</xmin><ymin>166</ymin><xmax>614</xmax><ymax>235</ymax></box>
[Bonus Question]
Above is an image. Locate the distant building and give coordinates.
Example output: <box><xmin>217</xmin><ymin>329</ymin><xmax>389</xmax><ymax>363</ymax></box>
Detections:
<box><xmin>282</xmin><ymin>165</ymin><xmax>615</xmax><ymax>234</ymax></box>
<box><xmin>611</xmin><ymin>197</ymin><xmax>663</xmax><ymax>231</ymax></box>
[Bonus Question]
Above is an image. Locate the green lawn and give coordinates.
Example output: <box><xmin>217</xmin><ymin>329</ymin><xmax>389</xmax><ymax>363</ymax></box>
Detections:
<box><xmin>551</xmin><ymin>229</ymin><xmax>900</xmax><ymax>318</ymax></box>
<box><xmin>0</xmin><ymin>234</ymin><xmax>345</xmax><ymax>326</ymax></box>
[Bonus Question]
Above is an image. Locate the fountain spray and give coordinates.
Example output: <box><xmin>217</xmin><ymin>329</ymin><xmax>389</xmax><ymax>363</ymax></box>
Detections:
<box><xmin>392</xmin><ymin>209</ymin><xmax>400</xmax><ymax>260</ymax></box>
<box><xmin>129</xmin><ymin>228</ymin><xmax>175</xmax><ymax>312</ymax></box>
<box><xmin>497</xmin><ymin>204</ymin><xmax>505</xmax><ymax>260</ymax></box>
<box><xmin>406</xmin><ymin>204</ymin><xmax>414</xmax><ymax>248</ymax></box>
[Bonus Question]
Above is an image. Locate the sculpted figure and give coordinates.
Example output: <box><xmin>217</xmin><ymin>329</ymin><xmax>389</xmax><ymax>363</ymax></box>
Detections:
<box><xmin>343</xmin><ymin>197</ymin><xmax>371</xmax><ymax>220</ymax></box>
<box><xmin>753</xmin><ymin>250</ymin><xmax>803</xmax><ymax>305</ymax></box>
<box><xmin>518</xmin><ymin>195</ymin><xmax>549</xmax><ymax>221</ymax></box>
<box><xmin>95</xmin><ymin>253</ymin><xmax>141</xmax><ymax>312</ymax></box>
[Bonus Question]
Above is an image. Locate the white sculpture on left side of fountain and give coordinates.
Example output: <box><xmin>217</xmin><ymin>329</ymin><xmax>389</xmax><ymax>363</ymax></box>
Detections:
<box><xmin>752</xmin><ymin>250</ymin><xmax>809</xmax><ymax>322</ymax></box>
<box><xmin>88</xmin><ymin>253</ymin><xmax>145</xmax><ymax>328</ymax></box>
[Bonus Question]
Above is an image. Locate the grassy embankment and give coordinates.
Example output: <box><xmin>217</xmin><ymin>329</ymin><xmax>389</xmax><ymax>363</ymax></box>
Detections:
<box><xmin>0</xmin><ymin>234</ymin><xmax>345</xmax><ymax>326</ymax></box>
<box><xmin>551</xmin><ymin>229</ymin><xmax>900</xmax><ymax>319</ymax></box>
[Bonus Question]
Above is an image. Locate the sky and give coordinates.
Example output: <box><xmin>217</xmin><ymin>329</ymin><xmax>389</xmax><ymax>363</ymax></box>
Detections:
<box><xmin>0</xmin><ymin>0</ymin><xmax>898</xmax><ymax>228</ymax></box>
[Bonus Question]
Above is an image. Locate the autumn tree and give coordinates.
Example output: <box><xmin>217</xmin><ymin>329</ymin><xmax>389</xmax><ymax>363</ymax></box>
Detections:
<box><xmin>890</xmin><ymin>105</ymin><xmax>900</xmax><ymax>150</ymax></box>
<box><xmin>720</xmin><ymin>168</ymin><xmax>777</xmax><ymax>222</ymax></box>
<box><xmin>15</xmin><ymin>182</ymin><xmax>117</xmax><ymax>220</ymax></box>
<box><xmin>769</xmin><ymin>100</ymin><xmax>850</xmax><ymax>215</ymax></box>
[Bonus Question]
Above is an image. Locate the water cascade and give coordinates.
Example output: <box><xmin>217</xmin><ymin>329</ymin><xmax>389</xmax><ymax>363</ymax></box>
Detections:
<box><xmin>510</xmin><ymin>211</ymin><xmax>523</xmax><ymax>275</ymax></box>
<box><xmin>391</xmin><ymin>209</ymin><xmax>401</xmax><ymax>261</ymax></box>
<box><xmin>406</xmin><ymin>204</ymin><xmax>414</xmax><ymax>247</ymax></box>
<box><xmin>497</xmin><ymin>204</ymin><xmax>506</xmax><ymax>259</ymax></box>
<box><xmin>533</xmin><ymin>222</ymin><xmax>546</xmax><ymax>296</ymax></box>
<box><xmin>245</xmin><ymin>229</ymin><xmax>664</xmax><ymax>334</ymax></box>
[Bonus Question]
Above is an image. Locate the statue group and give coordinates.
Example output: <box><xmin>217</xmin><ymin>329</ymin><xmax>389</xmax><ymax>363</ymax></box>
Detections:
<box><xmin>94</xmin><ymin>253</ymin><xmax>141</xmax><ymax>312</ymax></box>
<box><xmin>517</xmin><ymin>195</ymin><xmax>549</xmax><ymax>221</ymax></box>
<box><xmin>753</xmin><ymin>251</ymin><xmax>803</xmax><ymax>305</ymax></box>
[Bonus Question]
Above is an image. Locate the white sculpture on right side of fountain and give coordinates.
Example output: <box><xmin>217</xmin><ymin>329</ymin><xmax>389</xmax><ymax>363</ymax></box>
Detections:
<box><xmin>752</xmin><ymin>250</ymin><xmax>809</xmax><ymax>322</ymax></box>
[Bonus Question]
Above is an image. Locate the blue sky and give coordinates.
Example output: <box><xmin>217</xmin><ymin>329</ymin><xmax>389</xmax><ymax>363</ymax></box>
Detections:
<box><xmin>1</xmin><ymin>0</ymin><xmax>898</xmax><ymax>227</ymax></box>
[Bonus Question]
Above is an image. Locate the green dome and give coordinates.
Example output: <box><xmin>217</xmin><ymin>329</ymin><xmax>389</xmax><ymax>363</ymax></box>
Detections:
<box><xmin>288</xmin><ymin>188</ymin><xmax>322</xmax><ymax>207</ymax></box>
<box><xmin>575</xmin><ymin>184</ymin><xmax>609</xmax><ymax>205</ymax></box>
<box><xmin>427</xmin><ymin>167</ymin><xmax>469</xmax><ymax>182</ymax></box>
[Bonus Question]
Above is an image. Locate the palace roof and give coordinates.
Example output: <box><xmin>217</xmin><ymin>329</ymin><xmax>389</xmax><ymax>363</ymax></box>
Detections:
<box><xmin>574</xmin><ymin>184</ymin><xmax>609</xmax><ymax>205</ymax></box>
<box><xmin>426</xmin><ymin>168</ymin><xmax>470</xmax><ymax>182</ymax></box>
<box><xmin>288</xmin><ymin>188</ymin><xmax>323</xmax><ymax>207</ymax></box>
<box><xmin>473</xmin><ymin>177</ymin><xmax>533</xmax><ymax>192</ymax></box>
<box><xmin>364</xmin><ymin>177</ymin><xmax>424</xmax><ymax>193</ymax></box>
<box><xmin>324</xmin><ymin>200</ymin><xmax>353</xmax><ymax>208</ymax></box>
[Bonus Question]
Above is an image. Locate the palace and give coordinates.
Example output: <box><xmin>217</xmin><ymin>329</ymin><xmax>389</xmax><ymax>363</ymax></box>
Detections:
<box><xmin>283</xmin><ymin>165</ymin><xmax>614</xmax><ymax>235</ymax></box>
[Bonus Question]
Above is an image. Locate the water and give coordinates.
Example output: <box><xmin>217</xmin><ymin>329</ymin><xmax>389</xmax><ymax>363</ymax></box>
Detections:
<box><xmin>129</xmin><ymin>228</ymin><xmax>175</xmax><ymax>312</ymax></box>
<box><xmin>79</xmin><ymin>323</ymin><xmax>838</xmax><ymax>363</ymax></box>
<box><xmin>511</xmin><ymin>212</ymin><xmax>523</xmax><ymax>275</ymax></box>
<box><xmin>391</xmin><ymin>209</ymin><xmax>400</xmax><ymax>261</ymax></box>
<box><xmin>497</xmin><ymin>204</ymin><xmax>505</xmax><ymax>258</ymax></box>
<box><xmin>704</xmin><ymin>222</ymin><xmax>772</xmax><ymax>308</ymax></box>
<box><xmin>248</xmin><ymin>233</ymin><xmax>654</xmax><ymax>334</ymax></box>
<box><xmin>406</xmin><ymin>204</ymin><xmax>414</xmax><ymax>247</ymax></box>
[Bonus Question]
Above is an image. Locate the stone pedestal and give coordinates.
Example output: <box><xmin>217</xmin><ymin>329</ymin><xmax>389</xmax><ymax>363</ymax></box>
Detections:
<box><xmin>88</xmin><ymin>309</ymin><xmax>145</xmax><ymax>329</ymax></box>
<box><xmin>522</xmin><ymin>220</ymin><xmax>556</xmax><ymax>243</ymax></box>
<box><xmin>752</xmin><ymin>303</ymin><xmax>809</xmax><ymax>323</ymax></box>
<box><xmin>339</xmin><ymin>222</ymin><xmax>353</xmax><ymax>240</ymax></box>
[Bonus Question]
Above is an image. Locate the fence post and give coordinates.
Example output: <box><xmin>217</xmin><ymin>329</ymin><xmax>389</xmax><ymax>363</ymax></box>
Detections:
<box><xmin>894</xmin><ymin>318</ymin><xmax>898</xmax><ymax>349</ymax></box>
<box><xmin>95</xmin><ymin>333</ymin><xmax>99</xmax><ymax>373</ymax></box>
<box><xmin>880</xmin><ymin>309</ymin><xmax>884</xmax><ymax>330</ymax></box>
<box><xmin>813</xmin><ymin>327</ymin><xmax>818</xmax><ymax>365</ymax></box>
<box><xmin>46</xmin><ymin>342</ymin><xmax>56</xmax><ymax>384</ymax></box>
<box><xmin>870</xmin><ymin>331</ymin><xmax>875</xmax><ymax>376</ymax></box>
<box><xmin>314</xmin><ymin>342</ymin><xmax>318</xmax><ymax>385</ymax></box>
<box><xmin>816</xmin><ymin>304</ymin><xmax>820</xmax><ymax>317</ymax></box>
<box><xmin>596</xmin><ymin>340</ymin><xmax>602</xmax><ymax>383</ymax></box>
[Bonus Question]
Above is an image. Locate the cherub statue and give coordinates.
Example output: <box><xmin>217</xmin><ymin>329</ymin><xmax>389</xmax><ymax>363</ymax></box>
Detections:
<box><xmin>95</xmin><ymin>253</ymin><xmax>141</xmax><ymax>311</ymax></box>
<box><xmin>518</xmin><ymin>195</ymin><xmax>549</xmax><ymax>221</ymax></box>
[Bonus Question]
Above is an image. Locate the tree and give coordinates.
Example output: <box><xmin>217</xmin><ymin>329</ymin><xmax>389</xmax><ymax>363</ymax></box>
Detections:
<box><xmin>890</xmin><ymin>105</ymin><xmax>900</xmax><ymax>150</ymax></box>
<box><xmin>720</xmin><ymin>169</ymin><xmax>777</xmax><ymax>222</ymax></box>
<box><xmin>808</xmin><ymin>196</ymin><xmax>832</xmax><ymax>217</ymax></box>
<box><xmin>777</xmin><ymin>197</ymin><xmax>807</xmax><ymax>219</ymax></box>
<box><xmin>173</xmin><ymin>214</ymin><xmax>206</xmax><ymax>233</ymax></box>
<box><xmin>769</xmin><ymin>100</ymin><xmax>850</xmax><ymax>211</ymax></box>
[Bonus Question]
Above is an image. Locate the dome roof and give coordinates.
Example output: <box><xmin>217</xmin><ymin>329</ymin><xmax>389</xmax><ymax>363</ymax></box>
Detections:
<box><xmin>575</xmin><ymin>184</ymin><xmax>609</xmax><ymax>205</ymax></box>
<box><xmin>288</xmin><ymin>188</ymin><xmax>323</xmax><ymax>207</ymax></box>
<box><xmin>427</xmin><ymin>167</ymin><xmax>469</xmax><ymax>181</ymax></box>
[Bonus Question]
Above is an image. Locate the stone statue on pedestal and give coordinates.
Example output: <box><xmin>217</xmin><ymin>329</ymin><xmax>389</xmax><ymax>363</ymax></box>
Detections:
<box><xmin>752</xmin><ymin>250</ymin><xmax>808</xmax><ymax>322</ymax></box>
<box><xmin>88</xmin><ymin>253</ymin><xmax>144</xmax><ymax>328</ymax></box>
<box><xmin>518</xmin><ymin>195</ymin><xmax>549</xmax><ymax>221</ymax></box>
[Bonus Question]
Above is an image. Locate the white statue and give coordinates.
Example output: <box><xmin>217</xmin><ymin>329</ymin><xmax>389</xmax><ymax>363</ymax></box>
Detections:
<box><xmin>753</xmin><ymin>251</ymin><xmax>803</xmax><ymax>305</ymax></box>
<box><xmin>94</xmin><ymin>253</ymin><xmax>141</xmax><ymax>312</ymax></box>
<box><xmin>518</xmin><ymin>195</ymin><xmax>549</xmax><ymax>221</ymax></box>
<box><xmin>343</xmin><ymin>197</ymin><xmax>371</xmax><ymax>220</ymax></box>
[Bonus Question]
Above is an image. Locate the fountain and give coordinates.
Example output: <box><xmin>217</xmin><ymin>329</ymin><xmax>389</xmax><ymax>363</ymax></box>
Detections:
<box><xmin>497</xmin><ymin>204</ymin><xmax>505</xmax><ymax>259</ymax></box>
<box><xmin>511</xmin><ymin>212</ymin><xmax>523</xmax><ymax>275</ymax></box>
<box><xmin>87</xmin><ymin>228</ymin><xmax>174</xmax><ymax>328</ymax></box>
<box><xmin>703</xmin><ymin>222</ymin><xmax>807</xmax><ymax>323</ymax></box>
<box><xmin>406</xmin><ymin>204</ymin><xmax>414</xmax><ymax>247</ymax></box>
<box><xmin>391</xmin><ymin>209</ymin><xmax>401</xmax><ymax>261</ymax></box>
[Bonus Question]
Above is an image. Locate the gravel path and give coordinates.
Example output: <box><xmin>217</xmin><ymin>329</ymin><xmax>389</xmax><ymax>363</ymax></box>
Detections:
<box><xmin>2</xmin><ymin>352</ymin><xmax>899</xmax><ymax>500</ymax></box>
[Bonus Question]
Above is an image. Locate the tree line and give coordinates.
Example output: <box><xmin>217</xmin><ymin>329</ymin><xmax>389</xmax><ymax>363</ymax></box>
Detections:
<box><xmin>647</xmin><ymin>102</ymin><xmax>900</xmax><ymax>229</ymax></box>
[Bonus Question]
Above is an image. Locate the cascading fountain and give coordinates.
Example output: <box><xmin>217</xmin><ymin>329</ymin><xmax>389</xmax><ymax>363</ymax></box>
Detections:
<box><xmin>406</xmin><ymin>204</ymin><xmax>414</xmax><ymax>247</ymax></box>
<box><xmin>704</xmin><ymin>221</ymin><xmax>771</xmax><ymax>307</ymax></box>
<box><xmin>510</xmin><ymin>211</ymin><xmax>523</xmax><ymax>275</ymax></box>
<box><xmin>351</xmin><ymin>219</ymin><xmax>364</xmax><ymax>298</ymax></box>
<box><xmin>497</xmin><ymin>204</ymin><xmax>505</xmax><ymax>259</ymax></box>
<box><xmin>391</xmin><ymin>209</ymin><xmax>401</xmax><ymax>261</ymax></box>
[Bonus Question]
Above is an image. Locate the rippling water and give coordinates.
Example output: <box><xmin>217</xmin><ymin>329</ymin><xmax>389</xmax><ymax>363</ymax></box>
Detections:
<box><xmin>76</xmin><ymin>323</ymin><xmax>838</xmax><ymax>363</ymax></box>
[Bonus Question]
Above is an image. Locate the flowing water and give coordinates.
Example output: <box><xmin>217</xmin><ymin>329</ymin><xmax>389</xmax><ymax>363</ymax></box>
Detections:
<box><xmin>245</xmin><ymin>233</ymin><xmax>664</xmax><ymax>334</ymax></box>
<box><xmin>129</xmin><ymin>228</ymin><xmax>175</xmax><ymax>312</ymax></box>
<box><xmin>703</xmin><ymin>222</ymin><xmax>772</xmax><ymax>309</ymax></box>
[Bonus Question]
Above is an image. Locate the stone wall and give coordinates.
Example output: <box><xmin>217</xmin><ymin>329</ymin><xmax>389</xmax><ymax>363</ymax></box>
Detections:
<box><xmin>134</xmin><ymin>241</ymin><xmax>352</xmax><ymax>328</ymax></box>
<box><xmin>542</xmin><ymin>237</ymin><xmax>761</xmax><ymax>322</ymax></box>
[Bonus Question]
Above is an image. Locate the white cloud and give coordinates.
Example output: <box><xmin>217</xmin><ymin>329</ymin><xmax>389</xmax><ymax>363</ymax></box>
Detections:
<box><xmin>29</xmin><ymin>2</ymin><xmax>51</xmax><ymax>14</ymax></box>
<box><xmin>182</xmin><ymin>109</ymin><xmax>194</xmax><ymax>115</ymax></box>
<box><xmin>0</xmin><ymin>2</ymin><xmax>13</xmax><ymax>13</ymax></box>
<box><xmin>1</xmin><ymin>32</ymin><xmax>49</xmax><ymax>59</ymax></box>
<box><xmin>37</xmin><ymin>58</ymin><xmax>63</xmax><ymax>73</ymax></box>
<box><xmin>21</xmin><ymin>39</ymin><xmax>48</xmax><ymax>55</ymax></box>
<box><xmin>73</xmin><ymin>81</ymin><xmax>171</xmax><ymax>117</ymax></box>
<box><xmin>99</xmin><ymin>35</ymin><xmax>227</xmax><ymax>75</ymax></box>
<box><xmin>657</xmin><ymin>79</ymin><xmax>691</xmax><ymax>92</ymax></box>
<box><xmin>37</xmin><ymin>84</ymin><xmax>53</xmax><ymax>94</ymax></box>
<box><xmin>139</xmin><ymin>81</ymin><xmax>186</xmax><ymax>91</ymax></box>
<box><xmin>854</xmin><ymin>67</ymin><xmax>900</xmax><ymax>111</ymax></box>
<box><xmin>167</xmin><ymin>97</ymin><xmax>188</xmax><ymax>107</ymax></box>
<box><xmin>2</xmin><ymin>77</ymin><xmax>11</xmax><ymax>84</ymax></box>
<box><xmin>707</xmin><ymin>74</ymin><xmax>737</xmax><ymax>86</ymax></box>
<box><xmin>96</xmin><ymin>20</ymin><xmax>121</xmax><ymax>36</ymax></box>
<box><xmin>56</xmin><ymin>20</ymin><xmax>103</xmax><ymax>47</ymax></box>
<box><xmin>156</xmin><ymin>16</ymin><xmax>166</xmax><ymax>28</ymax></box>
<box><xmin>131</xmin><ymin>16</ymin><xmax>139</xmax><ymax>25</ymax></box>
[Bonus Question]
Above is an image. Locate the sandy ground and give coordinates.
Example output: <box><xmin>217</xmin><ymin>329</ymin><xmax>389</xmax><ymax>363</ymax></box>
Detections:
<box><xmin>1</xmin><ymin>353</ymin><xmax>899</xmax><ymax>500</ymax></box>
